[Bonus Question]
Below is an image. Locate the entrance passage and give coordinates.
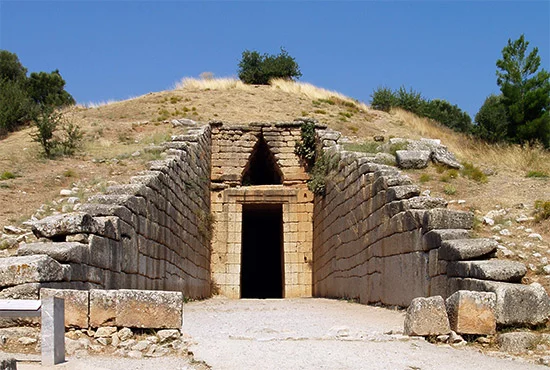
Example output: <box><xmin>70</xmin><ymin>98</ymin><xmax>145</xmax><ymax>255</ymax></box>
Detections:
<box><xmin>241</xmin><ymin>204</ymin><xmax>284</xmax><ymax>298</ymax></box>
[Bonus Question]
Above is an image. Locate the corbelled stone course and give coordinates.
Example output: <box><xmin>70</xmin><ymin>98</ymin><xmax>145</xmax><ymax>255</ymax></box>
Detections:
<box><xmin>439</xmin><ymin>239</ymin><xmax>497</xmax><ymax>261</ymax></box>
<box><xmin>447</xmin><ymin>260</ymin><xmax>526</xmax><ymax>282</ymax></box>
<box><xmin>0</xmin><ymin>255</ymin><xmax>65</xmax><ymax>288</ymax></box>
<box><xmin>31</xmin><ymin>213</ymin><xmax>100</xmax><ymax>239</ymax></box>
<box><xmin>18</xmin><ymin>242</ymin><xmax>89</xmax><ymax>264</ymax></box>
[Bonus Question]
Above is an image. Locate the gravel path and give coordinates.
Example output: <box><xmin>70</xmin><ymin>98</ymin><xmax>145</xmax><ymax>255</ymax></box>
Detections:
<box><xmin>183</xmin><ymin>297</ymin><xmax>543</xmax><ymax>370</ymax></box>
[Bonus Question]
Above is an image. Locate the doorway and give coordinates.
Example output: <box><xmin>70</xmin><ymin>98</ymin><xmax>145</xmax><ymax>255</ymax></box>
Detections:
<box><xmin>240</xmin><ymin>203</ymin><xmax>284</xmax><ymax>298</ymax></box>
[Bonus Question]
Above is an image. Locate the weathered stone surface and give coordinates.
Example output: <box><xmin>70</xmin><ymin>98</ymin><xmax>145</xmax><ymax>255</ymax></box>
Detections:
<box><xmin>94</xmin><ymin>326</ymin><xmax>117</xmax><ymax>338</ymax></box>
<box><xmin>41</xmin><ymin>288</ymin><xmax>89</xmax><ymax>328</ymax></box>
<box><xmin>453</xmin><ymin>279</ymin><xmax>550</xmax><ymax>326</ymax></box>
<box><xmin>447</xmin><ymin>260</ymin><xmax>526</xmax><ymax>282</ymax></box>
<box><xmin>439</xmin><ymin>238</ymin><xmax>497</xmax><ymax>261</ymax></box>
<box><xmin>406</xmin><ymin>196</ymin><xmax>447</xmax><ymax>210</ymax></box>
<box><xmin>404</xmin><ymin>296</ymin><xmax>451</xmax><ymax>336</ymax></box>
<box><xmin>0</xmin><ymin>255</ymin><xmax>64</xmax><ymax>288</ymax></box>
<box><xmin>118</xmin><ymin>327</ymin><xmax>133</xmax><ymax>342</ymax></box>
<box><xmin>89</xmin><ymin>289</ymin><xmax>117</xmax><ymax>328</ymax></box>
<box><xmin>115</xmin><ymin>290</ymin><xmax>183</xmax><ymax>329</ymax></box>
<box><xmin>423</xmin><ymin>209</ymin><xmax>473</xmax><ymax>231</ymax></box>
<box><xmin>498</xmin><ymin>332</ymin><xmax>539</xmax><ymax>354</ymax></box>
<box><xmin>423</xmin><ymin>229</ymin><xmax>470</xmax><ymax>250</ymax></box>
<box><xmin>446</xmin><ymin>290</ymin><xmax>496</xmax><ymax>335</ymax></box>
<box><xmin>31</xmin><ymin>212</ymin><xmax>100</xmax><ymax>239</ymax></box>
<box><xmin>396</xmin><ymin>150</ymin><xmax>431</xmax><ymax>169</ymax></box>
<box><xmin>157</xmin><ymin>329</ymin><xmax>180</xmax><ymax>343</ymax></box>
<box><xmin>430</xmin><ymin>146</ymin><xmax>462</xmax><ymax>169</ymax></box>
<box><xmin>18</xmin><ymin>242</ymin><xmax>90</xmax><ymax>264</ymax></box>
<box><xmin>386</xmin><ymin>185</ymin><xmax>420</xmax><ymax>201</ymax></box>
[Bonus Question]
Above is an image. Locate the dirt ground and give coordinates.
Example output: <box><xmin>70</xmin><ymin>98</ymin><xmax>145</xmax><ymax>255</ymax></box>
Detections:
<box><xmin>183</xmin><ymin>297</ymin><xmax>543</xmax><ymax>370</ymax></box>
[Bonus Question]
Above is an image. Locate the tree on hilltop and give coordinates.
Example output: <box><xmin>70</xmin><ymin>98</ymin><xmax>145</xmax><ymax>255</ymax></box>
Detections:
<box><xmin>496</xmin><ymin>34</ymin><xmax>550</xmax><ymax>148</ymax></box>
<box><xmin>238</xmin><ymin>47</ymin><xmax>302</xmax><ymax>85</ymax></box>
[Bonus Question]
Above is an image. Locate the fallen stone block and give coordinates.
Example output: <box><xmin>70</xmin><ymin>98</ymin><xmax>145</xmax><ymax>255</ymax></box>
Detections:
<box><xmin>386</xmin><ymin>185</ymin><xmax>420</xmax><ymax>202</ymax></box>
<box><xmin>18</xmin><ymin>242</ymin><xmax>90</xmax><ymax>264</ymax></box>
<box><xmin>452</xmin><ymin>278</ymin><xmax>550</xmax><ymax>326</ymax></box>
<box><xmin>447</xmin><ymin>260</ymin><xmax>526</xmax><ymax>282</ymax></box>
<box><xmin>406</xmin><ymin>196</ymin><xmax>447</xmax><ymax>210</ymax></box>
<box><xmin>446</xmin><ymin>290</ymin><xmax>496</xmax><ymax>335</ymax></box>
<box><xmin>40</xmin><ymin>288</ymin><xmax>89</xmax><ymax>328</ymax></box>
<box><xmin>498</xmin><ymin>332</ymin><xmax>539</xmax><ymax>354</ymax></box>
<box><xmin>396</xmin><ymin>150</ymin><xmax>431</xmax><ymax>169</ymax></box>
<box><xmin>116</xmin><ymin>290</ymin><xmax>183</xmax><ymax>329</ymax></box>
<box><xmin>430</xmin><ymin>146</ymin><xmax>462</xmax><ymax>169</ymax></box>
<box><xmin>404</xmin><ymin>296</ymin><xmax>451</xmax><ymax>336</ymax></box>
<box><xmin>439</xmin><ymin>238</ymin><xmax>497</xmax><ymax>261</ymax></box>
<box><xmin>0</xmin><ymin>255</ymin><xmax>65</xmax><ymax>288</ymax></box>
<box><xmin>423</xmin><ymin>209</ymin><xmax>473</xmax><ymax>231</ymax></box>
<box><xmin>31</xmin><ymin>213</ymin><xmax>101</xmax><ymax>239</ymax></box>
<box><xmin>89</xmin><ymin>289</ymin><xmax>117</xmax><ymax>328</ymax></box>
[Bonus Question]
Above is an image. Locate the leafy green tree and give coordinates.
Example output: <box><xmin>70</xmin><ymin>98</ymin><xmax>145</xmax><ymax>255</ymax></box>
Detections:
<box><xmin>474</xmin><ymin>94</ymin><xmax>508</xmax><ymax>143</ymax></box>
<box><xmin>0</xmin><ymin>78</ymin><xmax>34</xmax><ymax>135</ymax></box>
<box><xmin>370</xmin><ymin>86</ymin><xmax>396</xmax><ymax>112</ymax></box>
<box><xmin>423</xmin><ymin>99</ymin><xmax>473</xmax><ymax>133</ymax></box>
<box><xmin>238</xmin><ymin>48</ymin><xmax>301</xmax><ymax>85</ymax></box>
<box><xmin>27</xmin><ymin>70</ymin><xmax>75</xmax><ymax>108</ymax></box>
<box><xmin>0</xmin><ymin>50</ymin><xmax>27</xmax><ymax>83</ymax></box>
<box><xmin>496</xmin><ymin>34</ymin><xmax>550</xmax><ymax>148</ymax></box>
<box><xmin>31</xmin><ymin>107</ymin><xmax>59</xmax><ymax>158</ymax></box>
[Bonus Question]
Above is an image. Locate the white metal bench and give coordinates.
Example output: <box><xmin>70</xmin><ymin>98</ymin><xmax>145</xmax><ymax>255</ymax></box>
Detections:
<box><xmin>0</xmin><ymin>297</ymin><xmax>65</xmax><ymax>365</ymax></box>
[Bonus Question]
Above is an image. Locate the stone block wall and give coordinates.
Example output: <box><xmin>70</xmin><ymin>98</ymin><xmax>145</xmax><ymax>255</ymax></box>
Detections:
<box><xmin>4</xmin><ymin>126</ymin><xmax>212</xmax><ymax>300</ymax></box>
<box><xmin>313</xmin><ymin>130</ymin><xmax>471</xmax><ymax>307</ymax></box>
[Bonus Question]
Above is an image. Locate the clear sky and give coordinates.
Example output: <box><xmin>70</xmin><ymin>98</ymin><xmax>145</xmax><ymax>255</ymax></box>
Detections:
<box><xmin>0</xmin><ymin>1</ymin><xmax>548</xmax><ymax>119</ymax></box>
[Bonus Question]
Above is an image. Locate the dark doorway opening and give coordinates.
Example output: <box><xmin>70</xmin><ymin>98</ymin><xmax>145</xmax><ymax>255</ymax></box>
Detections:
<box><xmin>242</xmin><ymin>135</ymin><xmax>283</xmax><ymax>185</ymax></box>
<box><xmin>241</xmin><ymin>203</ymin><xmax>284</xmax><ymax>298</ymax></box>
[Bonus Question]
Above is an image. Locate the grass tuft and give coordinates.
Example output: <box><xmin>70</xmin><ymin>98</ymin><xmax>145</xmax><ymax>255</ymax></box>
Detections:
<box><xmin>526</xmin><ymin>170</ymin><xmax>549</xmax><ymax>179</ymax></box>
<box><xmin>0</xmin><ymin>171</ymin><xmax>16</xmax><ymax>180</ymax></box>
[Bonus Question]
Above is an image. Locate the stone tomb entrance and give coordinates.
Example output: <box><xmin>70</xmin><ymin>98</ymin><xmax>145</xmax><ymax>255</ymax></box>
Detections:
<box><xmin>241</xmin><ymin>203</ymin><xmax>283</xmax><ymax>298</ymax></box>
<box><xmin>210</xmin><ymin>123</ymin><xmax>314</xmax><ymax>299</ymax></box>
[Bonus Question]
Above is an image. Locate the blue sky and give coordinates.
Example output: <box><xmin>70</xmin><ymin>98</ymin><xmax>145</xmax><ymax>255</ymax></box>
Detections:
<box><xmin>1</xmin><ymin>1</ymin><xmax>548</xmax><ymax>119</ymax></box>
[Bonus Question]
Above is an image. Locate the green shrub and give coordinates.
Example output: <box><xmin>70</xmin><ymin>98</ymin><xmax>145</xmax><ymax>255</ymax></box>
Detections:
<box><xmin>474</xmin><ymin>94</ymin><xmax>508</xmax><ymax>143</ymax></box>
<box><xmin>396</xmin><ymin>86</ymin><xmax>425</xmax><ymax>114</ymax></box>
<box><xmin>26</xmin><ymin>70</ymin><xmax>75</xmax><ymax>108</ymax></box>
<box><xmin>0</xmin><ymin>171</ymin><xmax>16</xmax><ymax>180</ymax></box>
<box><xmin>307</xmin><ymin>151</ymin><xmax>338</xmax><ymax>196</ymax></box>
<box><xmin>526</xmin><ymin>170</ymin><xmax>549</xmax><ymax>178</ymax></box>
<box><xmin>388</xmin><ymin>142</ymin><xmax>408</xmax><ymax>156</ymax></box>
<box><xmin>294</xmin><ymin>121</ymin><xmax>316</xmax><ymax>169</ymax></box>
<box><xmin>423</xmin><ymin>99</ymin><xmax>473</xmax><ymax>133</ymax></box>
<box><xmin>534</xmin><ymin>200</ymin><xmax>550</xmax><ymax>222</ymax></box>
<box><xmin>31</xmin><ymin>108</ymin><xmax>82</xmax><ymax>158</ymax></box>
<box><xmin>461</xmin><ymin>162</ymin><xmax>488</xmax><ymax>183</ymax></box>
<box><xmin>419</xmin><ymin>174</ymin><xmax>431</xmax><ymax>183</ymax></box>
<box><xmin>0</xmin><ymin>78</ymin><xmax>34</xmax><ymax>135</ymax></box>
<box><xmin>444</xmin><ymin>184</ymin><xmax>457</xmax><ymax>195</ymax></box>
<box><xmin>238</xmin><ymin>47</ymin><xmax>301</xmax><ymax>85</ymax></box>
<box><xmin>370</xmin><ymin>86</ymin><xmax>396</xmax><ymax>112</ymax></box>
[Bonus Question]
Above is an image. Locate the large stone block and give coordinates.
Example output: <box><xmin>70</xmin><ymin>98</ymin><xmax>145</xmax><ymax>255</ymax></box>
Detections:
<box><xmin>18</xmin><ymin>242</ymin><xmax>90</xmax><ymax>264</ymax></box>
<box><xmin>31</xmin><ymin>212</ymin><xmax>100</xmax><ymax>239</ymax></box>
<box><xmin>422</xmin><ymin>229</ymin><xmax>470</xmax><ymax>250</ymax></box>
<box><xmin>404</xmin><ymin>296</ymin><xmax>451</xmax><ymax>336</ymax></box>
<box><xmin>452</xmin><ymin>278</ymin><xmax>550</xmax><ymax>326</ymax></box>
<box><xmin>396</xmin><ymin>150</ymin><xmax>431</xmax><ymax>169</ymax></box>
<box><xmin>40</xmin><ymin>288</ymin><xmax>89</xmax><ymax>328</ymax></box>
<box><xmin>115</xmin><ymin>290</ymin><xmax>183</xmax><ymax>329</ymax></box>
<box><xmin>439</xmin><ymin>238</ymin><xmax>497</xmax><ymax>261</ymax></box>
<box><xmin>422</xmin><ymin>209</ymin><xmax>473</xmax><ymax>231</ymax></box>
<box><xmin>447</xmin><ymin>260</ymin><xmax>526</xmax><ymax>282</ymax></box>
<box><xmin>89</xmin><ymin>289</ymin><xmax>117</xmax><ymax>327</ymax></box>
<box><xmin>446</xmin><ymin>290</ymin><xmax>496</xmax><ymax>335</ymax></box>
<box><xmin>0</xmin><ymin>255</ymin><xmax>65</xmax><ymax>288</ymax></box>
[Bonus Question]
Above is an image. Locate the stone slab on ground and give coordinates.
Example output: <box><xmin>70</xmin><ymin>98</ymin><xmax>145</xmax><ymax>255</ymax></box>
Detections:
<box><xmin>498</xmin><ymin>332</ymin><xmax>539</xmax><ymax>354</ymax></box>
<box><xmin>40</xmin><ymin>288</ymin><xmax>89</xmax><ymax>328</ymax></box>
<box><xmin>396</xmin><ymin>150</ymin><xmax>431</xmax><ymax>169</ymax></box>
<box><xmin>447</xmin><ymin>260</ymin><xmax>526</xmax><ymax>282</ymax></box>
<box><xmin>451</xmin><ymin>278</ymin><xmax>550</xmax><ymax>326</ymax></box>
<box><xmin>115</xmin><ymin>290</ymin><xmax>183</xmax><ymax>329</ymax></box>
<box><xmin>0</xmin><ymin>255</ymin><xmax>65</xmax><ymax>288</ymax></box>
<box><xmin>446</xmin><ymin>290</ymin><xmax>496</xmax><ymax>335</ymax></box>
<box><xmin>439</xmin><ymin>239</ymin><xmax>497</xmax><ymax>261</ymax></box>
<box><xmin>404</xmin><ymin>296</ymin><xmax>451</xmax><ymax>336</ymax></box>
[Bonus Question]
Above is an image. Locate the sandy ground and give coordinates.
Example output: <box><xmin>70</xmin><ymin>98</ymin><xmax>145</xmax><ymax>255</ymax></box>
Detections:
<box><xmin>183</xmin><ymin>297</ymin><xmax>543</xmax><ymax>370</ymax></box>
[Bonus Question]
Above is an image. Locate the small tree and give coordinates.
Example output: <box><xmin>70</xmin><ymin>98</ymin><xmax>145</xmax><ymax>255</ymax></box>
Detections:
<box><xmin>32</xmin><ymin>107</ymin><xmax>60</xmax><ymax>158</ymax></box>
<box><xmin>27</xmin><ymin>70</ymin><xmax>75</xmax><ymax>108</ymax></box>
<box><xmin>370</xmin><ymin>86</ymin><xmax>396</xmax><ymax>112</ymax></box>
<box><xmin>0</xmin><ymin>50</ymin><xmax>27</xmax><ymax>83</ymax></box>
<box><xmin>474</xmin><ymin>94</ymin><xmax>508</xmax><ymax>143</ymax></box>
<box><xmin>0</xmin><ymin>78</ymin><xmax>34</xmax><ymax>135</ymax></box>
<box><xmin>238</xmin><ymin>47</ymin><xmax>301</xmax><ymax>85</ymax></box>
<box><xmin>496</xmin><ymin>34</ymin><xmax>550</xmax><ymax>148</ymax></box>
